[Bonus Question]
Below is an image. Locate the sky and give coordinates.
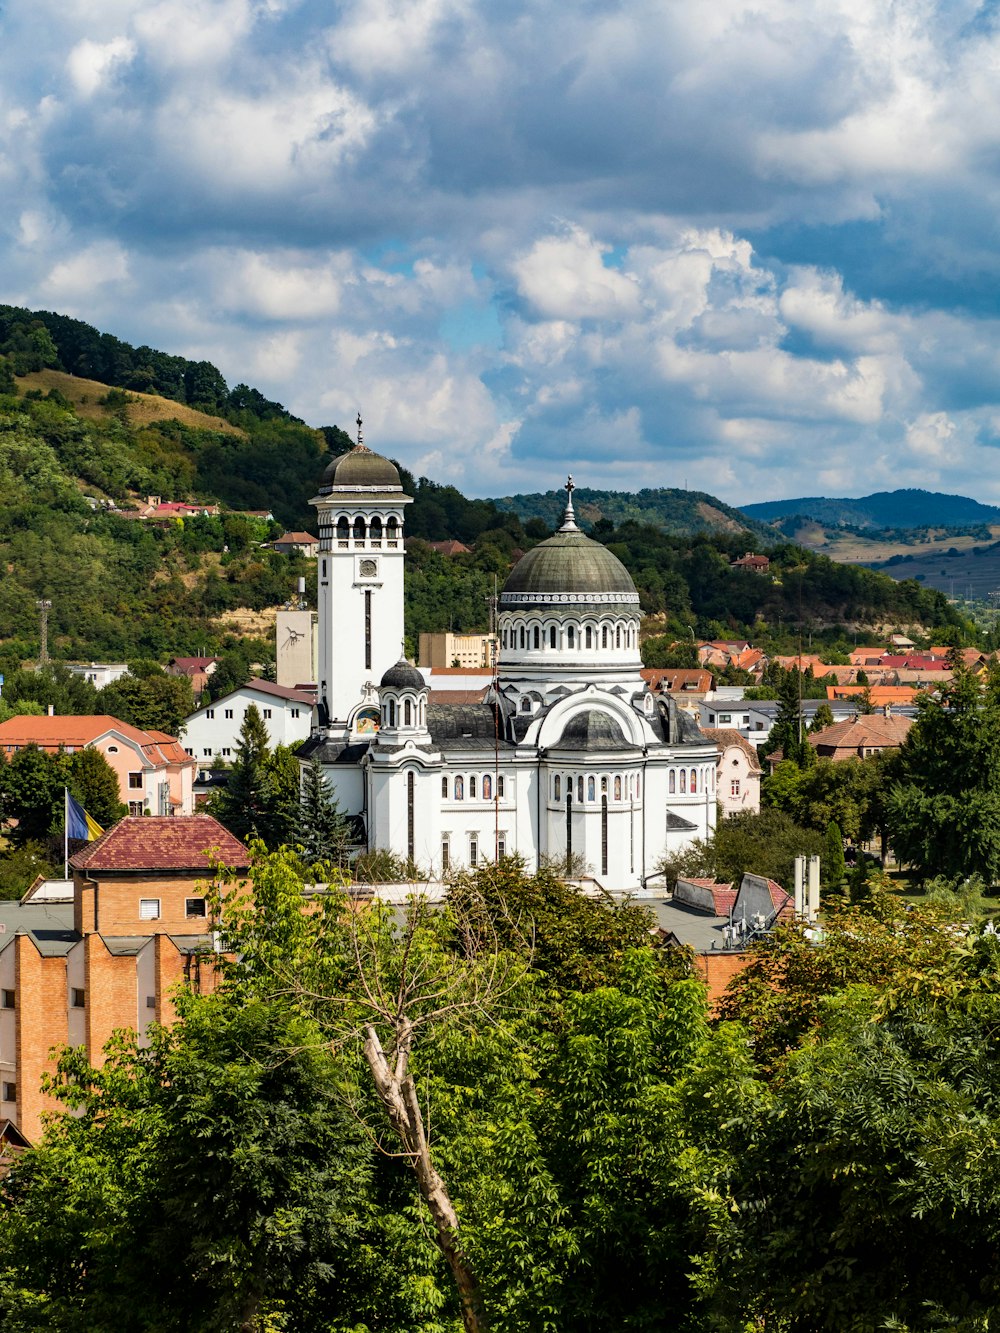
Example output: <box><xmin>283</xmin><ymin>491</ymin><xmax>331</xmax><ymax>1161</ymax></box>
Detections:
<box><xmin>3</xmin><ymin>0</ymin><xmax>1000</xmax><ymax>505</ymax></box>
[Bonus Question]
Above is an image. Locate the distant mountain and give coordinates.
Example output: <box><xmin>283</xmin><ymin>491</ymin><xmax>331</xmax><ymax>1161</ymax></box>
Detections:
<box><xmin>742</xmin><ymin>489</ymin><xmax>1000</xmax><ymax>531</ymax></box>
<box><xmin>491</xmin><ymin>486</ymin><xmax>773</xmax><ymax>539</ymax></box>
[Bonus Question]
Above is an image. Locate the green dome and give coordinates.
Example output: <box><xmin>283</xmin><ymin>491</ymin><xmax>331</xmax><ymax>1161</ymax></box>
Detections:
<box><xmin>501</xmin><ymin>531</ymin><xmax>638</xmax><ymax>604</ymax></box>
<box><xmin>320</xmin><ymin>445</ymin><xmax>401</xmax><ymax>492</ymax></box>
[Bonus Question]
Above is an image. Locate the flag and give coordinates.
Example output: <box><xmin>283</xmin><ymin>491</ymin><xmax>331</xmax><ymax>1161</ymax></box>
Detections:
<box><xmin>65</xmin><ymin>790</ymin><xmax>103</xmax><ymax>842</ymax></box>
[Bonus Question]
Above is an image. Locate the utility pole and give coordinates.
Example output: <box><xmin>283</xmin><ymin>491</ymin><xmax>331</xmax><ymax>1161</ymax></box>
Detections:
<box><xmin>36</xmin><ymin>598</ymin><xmax>52</xmax><ymax>667</ymax></box>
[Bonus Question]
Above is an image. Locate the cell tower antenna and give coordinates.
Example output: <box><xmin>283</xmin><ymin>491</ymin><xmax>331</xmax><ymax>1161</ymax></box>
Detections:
<box><xmin>36</xmin><ymin>598</ymin><xmax>52</xmax><ymax>667</ymax></box>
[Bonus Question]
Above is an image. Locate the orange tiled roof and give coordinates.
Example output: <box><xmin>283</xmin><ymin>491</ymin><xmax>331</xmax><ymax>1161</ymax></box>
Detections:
<box><xmin>700</xmin><ymin>727</ymin><xmax>763</xmax><ymax>774</ymax></box>
<box><xmin>0</xmin><ymin>715</ymin><xmax>194</xmax><ymax>768</ymax></box>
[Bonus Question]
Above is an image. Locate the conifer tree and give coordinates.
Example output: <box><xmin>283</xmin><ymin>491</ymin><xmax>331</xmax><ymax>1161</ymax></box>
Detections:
<box><xmin>297</xmin><ymin>756</ymin><xmax>352</xmax><ymax>865</ymax></box>
<box><xmin>825</xmin><ymin>819</ymin><xmax>846</xmax><ymax>892</ymax></box>
<box><xmin>209</xmin><ymin>704</ymin><xmax>271</xmax><ymax>842</ymax></box>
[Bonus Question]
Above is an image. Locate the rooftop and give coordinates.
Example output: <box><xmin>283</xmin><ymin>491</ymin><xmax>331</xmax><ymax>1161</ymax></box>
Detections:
<box><xmin>71</xmin><ymin>815</ymin><xmax>249</xmax><ymax>873</ymax></box>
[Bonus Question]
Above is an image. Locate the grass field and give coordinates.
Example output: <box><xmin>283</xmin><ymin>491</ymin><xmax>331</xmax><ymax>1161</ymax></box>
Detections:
<box><xmin>17</xmin><ymin>369</ymin><xmax>245</xmax><ymax>437</ymax></box>
<box><xmin>780</xmin><ymin>518</ymin><xmax>1000</xmax><ymax>564</ymax></box>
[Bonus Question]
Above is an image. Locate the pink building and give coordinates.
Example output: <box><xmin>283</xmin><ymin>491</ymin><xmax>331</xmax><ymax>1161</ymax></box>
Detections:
<box><xmin>700</xmin><ymin>727</ymin><xmax>762</xmax><ymax>816</ymax></box>
<box><xmin>0</xmin><ymin>716</ymin><xmax>195</xmax><ymax>816</ymax></box>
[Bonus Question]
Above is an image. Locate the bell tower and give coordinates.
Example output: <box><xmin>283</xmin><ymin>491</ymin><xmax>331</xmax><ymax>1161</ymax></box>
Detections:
<box><xmin>310</xmin><ymin>416</ymin><xmax>412</xmax><ymax>738</ymax></box>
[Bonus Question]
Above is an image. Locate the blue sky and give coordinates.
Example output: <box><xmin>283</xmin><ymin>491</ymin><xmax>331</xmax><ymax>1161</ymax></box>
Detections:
<box><xmin>3</xmin><ymin>0</ymin><xmax>1000</xmax><ymax>505</ymax></box>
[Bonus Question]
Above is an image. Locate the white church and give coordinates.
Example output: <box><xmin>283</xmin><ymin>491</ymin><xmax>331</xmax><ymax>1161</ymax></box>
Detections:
<box><xmin>299</xmin><ymin>430</ymin><xmax>718</xmax><ymax>893</ymax></box>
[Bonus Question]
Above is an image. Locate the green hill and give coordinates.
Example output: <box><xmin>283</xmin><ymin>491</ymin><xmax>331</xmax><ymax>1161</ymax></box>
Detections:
<box><xmin>743</xmin><ymin>489</ymin><xmax>1000</xmax><ymax>530</ymax></box>
<box><xmin>491</xmin><ymin>485</ymin><xmax>773</xmax><ymax>539</ymax></box>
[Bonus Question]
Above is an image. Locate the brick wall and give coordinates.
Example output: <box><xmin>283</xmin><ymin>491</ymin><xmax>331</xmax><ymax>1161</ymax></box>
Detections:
<box><xmin>15</xmin><ymin>938</ymin><xmax>68</xmax><ymax>1140</ymax></box>
<box><xmin>695</xmin><ymin>950</ymin><xmax>753</xmax><ymax>1013</ymax></box>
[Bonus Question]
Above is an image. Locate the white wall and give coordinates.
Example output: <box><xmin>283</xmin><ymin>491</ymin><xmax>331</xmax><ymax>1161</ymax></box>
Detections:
<box><xmin>183</xmin><ymin>687</ymin><xmax>313</xmax><ymax>763</ymax></box>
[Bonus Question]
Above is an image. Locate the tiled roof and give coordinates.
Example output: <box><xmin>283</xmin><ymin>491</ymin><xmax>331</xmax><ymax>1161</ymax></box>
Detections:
<box><xmin>274</xmin><ymin>531</ymin><xmax>318</xmax><ymax>543</ymax></box>
<box><xmin>429</xmin><ymin>689</ymin><xmax>488</xmax><ymax>704</ymax></box>
<box><xmin>641</xmin><ymin>668</ymin><xmax>713</xmax><ymax>692</ymax></box>
<box><xmin>700</xmin><ymin>727</ymin><xmax>763</xmax><ymax>773</ymax></box>
<box><xmin>0</xmin><ymin>716</ymin><xmax>194</xmax><ymax>769</ymax></box>
<box><xmin>71</xmin><ymin>816</ymin><xmax>249</xmax><ymax>872</ymax></box>
<box><xmin>170</xmin><ymin>656</ymin><xmax>219</xmax><ymax>672</ymax></box>
<box><xmin>811</xmin><ymin>714</ymin><xmax>914</xmax><ymax>753</ymax></box>
<box><xmin>206</xmin><ymin>678</ymin><xmax>316</xmax><ymax>707</ymax></box>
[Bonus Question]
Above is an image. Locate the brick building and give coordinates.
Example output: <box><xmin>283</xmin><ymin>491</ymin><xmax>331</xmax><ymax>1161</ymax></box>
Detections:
<box><xmin>0</xmin><ymin>816</ymin><xmax>248</xmax><ymax>1141</ymax></box>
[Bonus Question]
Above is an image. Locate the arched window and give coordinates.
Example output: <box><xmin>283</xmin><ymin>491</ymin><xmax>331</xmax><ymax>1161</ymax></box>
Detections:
<box><xmin>585</xmin><ymin>626</ymin><xmax>593</xmax><ymax>648</ymax></box>
<box><xmin>616</xmin><ymin>625</ymin><xmax>621</xmax><ymax>648</ymax></box>
<box><xmin>498</xmin><ymin>776</ymin><xmax>505</xmax><ymax>798</ymax></box>
<box><xmin>519</xmin><ymin>626</ymin><xmax>526</xmax><ymax>649</ymax></box>
<box><xmin>554</xmin><ymin>775</ymin><xmax>561</xmax><ymax>800</ymax></box>
<box><xmin>370</xmin><ymin>516</ymin><xmax>383</xmax><ymax>543</ymax></box>
<box><xmin>690</xmin><ymin>768</ymin><xmax>697</xmax><ymax>793</ymax></box>
<box><xmin>470</xmin><ymin>776</ymin><xmax>477</xmax><ymax>799</ymax></box>
<box><xmin>336</xmin><ymin>516</ymin><xmax>349</xmax><ymax>542</ymax></box>
<box><xmin>483</xmin><ymin>774</ymin><xmax>492</xmax><ymax>800</ymax></box>
<box><xmin>521</xmin><ymin>697</ymin><xmax>531</xmax><ymax>712</ymax></box>
<box><xmin>601</xmin><ymin>776</ymin><xmax>608</xmax><ymax>795</ymax></box>
<box><xmin>387</xmin><ymin>515</ymin><xmax>399</xmax><ymax>542</ymax></box>
<box><xmin>353</xmin><ymin>516</ymin><xmax>366</xmax><ymax>542</ymax></box>
<box><xmin>568</xmin><ymin>624</ymin><xmax>575</xmax><ymax>648</ymax></box>
<box><xmin>389</xmin><ymin>700</ymin><xmax>396</xmax><ymax>728</ymax></box>
<box><xmin>442</xmin><ymin>776</ymin><xmax>448</xmax><ymax>798</ymax></box>
<box><xmin>455</xmin><ymin>776</ymin><xmax>464</xmax><ymax>800</ymax></box>
<box><xmin>668</xmin><ymin>770</ymin><xmax>675</xmax><ymax>794</ymax></box>
<box><xmin>615</xmin><ymin>775</ymin><xmax>622</xmax><ymax>800</ymax></box>
<box><xmin>550</xmin><ymin>625</ymin><xmax>556</xmax><ymax>648</ymax></box>
<box><xmin>533</xmin><ymin>625</ymin><xmax>540</xmax><ymax>649</ymax></box>
<box><xmin>602</xmin><ymin>625</ymin><xmax>608</xmax><ymax>648</ymax></box>
<box><xmin>636</xmin><ymin>774</ymin><xmax>641</xmax><ymax>799</ymax></box>
<box><xmin>404</xmin><ymin>699</ymin><xmax>412</xmax><ymax>726</ymax></box>
<box><xmin>577</xmin><ymin>775</ymin><xmax>584</xmax><ymax>803</ymax></box>
<box><xmin>587</xmin><ymin>776</ymin><xmax>595</xmax><ymax>801</ymax></box>
<box><xmin>680</xmin><ymin>770</ymin><xmax>687</xmax><ymax>793</ymax></box>
<box><xmin>502</xmin><ymin>628</ymin><xmax>508</xmax><ymax>649</ymax></box>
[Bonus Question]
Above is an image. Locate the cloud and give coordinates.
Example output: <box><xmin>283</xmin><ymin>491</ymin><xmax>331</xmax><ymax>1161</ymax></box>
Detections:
<box><xmin>4</xmin><ymin>0</ymin><xmax>1000</xmax><ymax>503</ymax></box>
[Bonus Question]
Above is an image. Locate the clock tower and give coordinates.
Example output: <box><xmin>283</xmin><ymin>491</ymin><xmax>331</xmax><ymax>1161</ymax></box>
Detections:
<box><xmin>310</xmin><ymin>418</ymin><xmax>412</xmax><ymax>739</ymax></box>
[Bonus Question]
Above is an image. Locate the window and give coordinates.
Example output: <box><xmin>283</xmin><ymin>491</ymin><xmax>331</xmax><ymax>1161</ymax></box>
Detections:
<box><xmin>186</xmin><ymin>898</ymin><xmax>207</xmax><ymax>917</ymax></box>
<box><xmin>442</xmin><ymin>776</ymin><xmax>449</xmax><ymax>798</ymax></box>
<box><xmin>601</xmin><ymin>776</ymin><xmax>608</xmax><ymax>795</ymax></box>
<box><xmin>2</xmin><ymin>1083</ymin><xmax>14</xmax><ymax>1103</ymax></box>
<box><xmin>680</xmin><ymin>770</ymin><xmax>687</xmax><ymax>793</ymax></box>
<box><xmin>669</xmin><ymin>771</ymin><xmax>675</xmax><ymax>794</ymax></box>
<box><xmin>470</xmin><ymin>776</ymin><xmax>477</xmax><ymax>799</ymax></box>
<box><xmin>587</xmin><ymin>776</ymin><xmax>595</xmax><ymax>801</ymax></box>
<box><xmin>521</xmin><ymin>697</ymin><xmax>531</xmax><ymax>712</ymax></box>
<box><xmin>129</xmin><ymin>801</ymin><xmax>144</xmax><ymax>816</ymax></box>
<box><xmin>519</xmin><ymin>626</ymin><xmax>526</xmax><ymax>648</ymax></box>
<box><xmin>502</xmin><ymin>629</ymin><xmax>508</xmax><ymax>649</ymax></box>
<box><xmin>225</xmin><ymin>708</ymin><xmax>233</xmax><ymax>719</ymax></box>
<box><xmin>616</xmin><ymin>626</ymin><xmax>621</xmax><ymax>647</ymax></box>
<box><xmin>337</xmin><ymin>516</ymin><xmax>349</xmax><ymax>542</ymax></box>
<box><xmin>690</xmin><ymin>769</ymin><xmax>697</xmax><ymax>793</ymax></box>
<box><xmin>442</xmin><ymin>838</ymin><xmax>450</xmax><ymax>870</ymax></box>
<box><xmin>615</xmin><ymin>775</ymin><xmax>622</xmax><ymax>800</ymax></box>
<box><xmin>203</xmin><ymin>748</ymin><xmax>212</xmax><ymax>758</ymax></box>
<box><xmin>139</xmin><ymin>898</ymin><xmax>161</xmax><ymax>921</ymax></box>
<box><xmin>206</xmin><ymin>709</ymin><xmax>215</xmax><ymax>719</ymax></box>
<box><xmin>291</xmin><ymin>708</ymin><xmax>300</xmax><ymax>718</ymax></box>
<box><xmin>71</xmin><ymin>988</ymin><xmax>85</xmax><ymax>1008</ymax></box>
<box><xmin>554</xmin><ymin>775</ymin><xmax>561</xmax><ymax>800</ymax></box>
<box><xmin>455</xmin><ymin>776</ymin><xmax>464</xmax><ymax>800</ymax></box>
<box><xmin>469</xmin><ymin>836</ymin><xmax>479</xmax><ymax>867</ymax></box>
<box><xmin>404</xmin><ymin>699</ymin><xmax>412</xmax><ymax>726</ymax></box>
<box><xmin>498</xmin><ymin>775</ymin><xmax>505</xmax><ymax>798</ymax></box>
<box><xmin>550</xmin><ymin>626</ymin><xmax>556</xmax><ymax>648</ymax></box>
<box><xmin>222</xmin><ymin>747</ymin><xmax>231</xmax><ymax>757</ymax></box>
<box><xmin>107</xmin><ymin>745</ymin><xmax>118</xmax><ymax>754</ymax></box>
<box><xmin>482</xmin><ymin>774</ymin><xmax>492</xmax><ymax>800</ymax></box>
<box><xmin>568</xmin><ymin>624</ymin><xmax>575</xmax><ymax>648</ymax></box>
<box><xmin>1</xmin><ymin>990</ymin><xmax>14</xmax><ymax>1010</ymax></box>
<box><xmin>185</xmin><ymin>747</ymin><xmax>193</xmax><ymax>756</ymax></box>
<box><xmin>743</xmin><ymin>715</ymin><xmax>750</xmax><ymax>725</ymax></box>
<box><xmin>533</xmin><ymin>626</ymin><xmax>540</xmax><ymax>649</ymax></box>
<box><xmin>586</xmin><ymin>626</ymin><xmax>593</xmax><ymax>648</ymax></box>
<box><xmin>146</xmin><ymin>995</ymin><xmax>156</xmax><ymax>1009</ymax></box>
<box><xmin>354</xmin><ymin>516</ymin><xmax>366</xmax><ymax>542</ymax></box>
<box><xmin>731</xmin><ymin>779</ymin><xmax>741</xmax><ymax>798</ymax></box>
<box><xmin>602</xmin><ymin>625</ymin><xmax>608</xmax><ymax>648</ymax></box>
<box><xmin>636</xmin><ymin>774</ymin><xmax>641</xmax><ymax>799</ymax></box>
<box><xmin>497</xmin><ymin>834</ymin><xmax>506</xmax><ymax>859</ymax></box>
<box><xmin>263</xmin><ymin>709</ymin><xmax>272</xmax><ymax>719</ymax></box>
<box><xmin>719</xmin><ymin>714</ymin><xmax>732</xmax><ymax>724</ymax></box>
<box><xmin>128</xmin><ymin>772</ymin><xmax>143</xmax><ymax>789</ymax></box>
<box><xmin>321</xmin><ymin>558</ymin><xmax>327</xmax><ymax>578</ymax></box>
<box><xmin>389</xmin><ymin>700</ymin><xmax>396</xmax><ymax>728</ymax></box>
<box><xmin>577</xmin><ymin>775</ymin><xmax>584</xmax><ymax>803</ymax></box>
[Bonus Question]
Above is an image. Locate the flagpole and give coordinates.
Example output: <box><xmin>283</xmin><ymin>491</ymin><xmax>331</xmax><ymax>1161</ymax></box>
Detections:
<box><xmin>64</xmin><ymin>787</ymin><xmax>69</xmax><ymax>880</ymax></box>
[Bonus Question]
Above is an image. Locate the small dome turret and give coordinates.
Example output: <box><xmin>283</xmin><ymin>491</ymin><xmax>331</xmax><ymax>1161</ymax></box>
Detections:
<box><xmin>380</xmin><ymin>658</ymin><xmax>425</xmax><ymax>691</ymax></box>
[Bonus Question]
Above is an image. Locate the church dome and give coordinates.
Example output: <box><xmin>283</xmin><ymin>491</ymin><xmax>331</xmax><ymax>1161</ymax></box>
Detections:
<box><xmin>502</xmin><ymin>530</ymin><xmax>637</xmax><ymax>602</ymax></box>
<box><xmin>556</xmin><ymin>709</ymin><xmax>632</xmax><ymax>750</ymax></box>
<box><xmin>380</xmin><ymin>658</ymin><xmax>425</xmax><ymax>691</ymax></box>
<box><xmin>321</xmin><ymin>444</ymin><xmax>401</xmax><ymax>492</ymax></box>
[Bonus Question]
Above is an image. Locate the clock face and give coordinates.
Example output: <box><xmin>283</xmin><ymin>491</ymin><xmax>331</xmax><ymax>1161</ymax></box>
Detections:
<box><xmin>359</xmin><ymin>558</ymin><xmax>378</xmax><ymax>578</ymax></box>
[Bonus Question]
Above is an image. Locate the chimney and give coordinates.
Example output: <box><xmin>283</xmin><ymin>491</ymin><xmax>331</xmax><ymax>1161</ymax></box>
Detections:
<box><xmin>47</xmin><ymin>704</ymin><xmax>55</xmax><ymax>717</ymax></box>
<box><xmin>807</xmin><ymin>855</ymin><xmax>821</xmax><ymax>921</ymax></box>
<box><xmin>793</xmin><ymin>855</ymin><xmax>805</xmax><ymax>917</ymax></box>
<box><xmin>883</xmin><ymin>703</ymin><xmax>892</xmax><ymax>718</ymax></box>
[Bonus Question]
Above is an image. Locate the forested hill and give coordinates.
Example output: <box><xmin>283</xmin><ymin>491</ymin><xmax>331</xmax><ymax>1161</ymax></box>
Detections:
<box><xmin>743</xmin><ymin>489</ymin><xmax>1000</xmax><ymax>530</ymax></box>
<box><xmin>491</xmin><ymin>485</ymin><xmax>773</xmax><ymax>540</ymax></box>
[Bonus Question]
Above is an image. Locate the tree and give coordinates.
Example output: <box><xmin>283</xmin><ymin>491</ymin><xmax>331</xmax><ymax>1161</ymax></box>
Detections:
<box><xmin>296</xmin><ymin>756</ymin><xmax>352</xmax><ymax>865</ymax></box>
<box><xmin>66</xmin><ymin>747</ymin><xmax>125</xmax><ymax>828</ymax></box>
<box><xmin>824</xmin><ymin>819</ymin><xmax>846</xmax><ymax>892</ymax></box>
<box><xmin>0</xmin><ymin>744</ymin><xmax>62</xmax><ymax>846</ymax></box>
<box><xmin>98</xmin><ymin>670</ymin><xmax>194</xmax><ymax>737</ymax></box>
<box><xmin>768</xmin><ymin>670</ymin><xmax>810</xmax><ymax>767</ymax></box>
<box><xmin>809</xmin><ymin>701</ymin><xmax>834</xmax><ymax>733</ymax></box>
<box><xmin>206</xmin><ymin>704</ymin><xmax>271</xmax><ymax>841</ymax></box>
<box><xmin>886</xmin><ymin>658</ymin><xmax>1000</xmax><ymax>883</ymax></box>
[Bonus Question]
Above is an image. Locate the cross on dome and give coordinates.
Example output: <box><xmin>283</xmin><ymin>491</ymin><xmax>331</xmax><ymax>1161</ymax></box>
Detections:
<box><xmin>356</xmin><ymin>412</ymin><xmax>366</xmax><ymax>450</ymax></box>
<box><xmin>559</xmin><ymin>473</ymin><xmax>579</xmax><ymax>532</ymax></box>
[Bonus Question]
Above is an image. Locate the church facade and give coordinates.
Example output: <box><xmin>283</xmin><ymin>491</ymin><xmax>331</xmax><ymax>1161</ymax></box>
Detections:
<box><xmin>300</xmin><ymin>433</ymin><xmax>717</xmax><ymax>893</ymax></box>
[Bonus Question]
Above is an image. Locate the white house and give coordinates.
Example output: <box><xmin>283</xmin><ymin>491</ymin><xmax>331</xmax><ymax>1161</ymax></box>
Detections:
<box><xmin>65</xmin><ymin>663</ymin><xmax>130</xmax><ymax>689</ymax></box>
<box><xmin>182</xmin><ymin>679</ymin><xmax>316</xmax><ymax>764</ymax></box>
